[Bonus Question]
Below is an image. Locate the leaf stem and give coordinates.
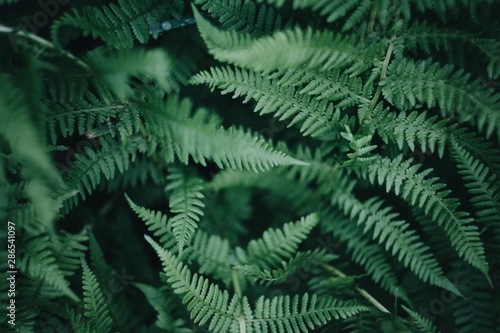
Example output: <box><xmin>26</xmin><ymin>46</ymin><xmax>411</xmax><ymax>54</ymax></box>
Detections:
<box><xmin>0</xmin><ymin>24</ymin><xmax>91</xmax><ymax>71</ymax></box>
<box><xmin>322</xmin><ymin>264</ymin><xmax>391</xmax><ymax>314</ymax></box>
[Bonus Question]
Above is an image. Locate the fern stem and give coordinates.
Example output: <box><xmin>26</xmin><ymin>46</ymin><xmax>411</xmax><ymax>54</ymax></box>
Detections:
<box><xmin>322</xmin><ymin>264</ymin><xmax>391</xmax><ymax>314</ymax></box>
<box><xmin>367</xmin><ymin>0</ymin><xmax>379</xmax><ymax>33</ymax></box>
<box><xmin>0</xmin><ymin>24</ymin><xmax>91</xmax><ymax>72</ymax></box>
<box><xmin>232</xmin><ymin>267</ymin><xmax>242</xmax><ymax>296</ymax></box>
<box><xmin>368</xmin><ymin>37</ymin><xmax>395</xmax><ymax>113</ymax></box>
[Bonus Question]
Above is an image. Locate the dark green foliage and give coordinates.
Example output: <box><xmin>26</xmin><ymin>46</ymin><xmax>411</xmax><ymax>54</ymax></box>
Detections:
<box><xmin>0</xmin><ymin>0</ymin><xmax>499</xmax><ymax>332</ymax></box>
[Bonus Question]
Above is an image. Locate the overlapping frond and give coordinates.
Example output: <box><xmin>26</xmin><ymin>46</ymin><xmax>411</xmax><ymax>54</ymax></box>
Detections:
<box><xmin>193</xmin><ymin>6</ymin><xmax>381</xmax><ymax>74</ymax></box>
<box><xmin>242</xmin><ymin>214</ymin><xmax>318</xmax><ymax>270</ymax></box>
<box><xmin>144</xmin><ymin>94</ymin><xmax>307</xmax><ymax>172</ymax></box>
<box><xmin>52</xmin><ymin>0</ymin><xmax>184</xmax><ymax>48</ymax></box>
<box><xmin>332</xmin><ymin>190</ymin><xmax>459</xmax><ymax>294</ymax></box>
<box><xmin>381</xmin><ymin>58</ymin><xmax>500</xmax><ymax>138</ymax></box>
<box><xmin>194</xmin><ymin>0</ymin><xmax>288</xmax><ymax>35</ymax></box>
<box><xmin>372</xmin><ymin>105</ymin><xmax>450</xmax><ymax>157</ymax></box>
<box><xmin>451</xmin><ymin>139</ymin><xmax>500</xmax><ymax>232</ymax></box>
<box><xmin>191</xmin><ymin>66</ymin><xmax>342</xmax><ymax>139</ymax></box>
<box><xmin>362</xmin><ymin>155</ymin><xmax>489</xmax><ymax>277</ymax></box>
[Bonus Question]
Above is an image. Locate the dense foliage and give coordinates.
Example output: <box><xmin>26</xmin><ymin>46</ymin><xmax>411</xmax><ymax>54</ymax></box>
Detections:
<box><xmin>0</xmin><ymin>0</ymin><xmax>499</xmax><ymax>332</ymax></box>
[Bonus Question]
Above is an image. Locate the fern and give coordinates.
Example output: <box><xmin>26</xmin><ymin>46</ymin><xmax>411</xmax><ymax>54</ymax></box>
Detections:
<box><xmin>450</xmin><ymin>139</ymin><xmax>500</xmax><ymax>237</ymax></box>
<box><xmin>402</xmin><ymin>305</ymin><xmax>442</xmax><ymax>333</ymax></box>
<box><xmin>381</xmin><ymin>58</ymin><xmax>500</xmax><ymax>138</ymax></box>
<box><xmin>242</xmin><ymin>214</ymin><xmax>318</xmax><ymax>270</ymax></box>
<box><xmin>191</xmin><ymin>66</ymin><xmax>342</xmax><ymax>139</ymax></box>
<box><xmin>194</xmin><ymin>0</ymin><xmax>288</xmax><ymax>35</ymax></box>
<box><xmin>400</xmin><ymin>21</ymin><xmax>500</xmax><ymax>79</ymax></box>
<box><xmin>147</xmin><ymin>235</ymin><xmax>369</xmax><ymax>333</ymax></box>
<box><xmin>372</xmin><ymin>105</ymin><xmax>450</xmax><ymax>157</ymax></box>
<box><xmin>81</xmin><ymin>260</ymin><xmax>113</xmax><ymax>333</ymax></box>
<box><xmin>126</xmin><ymin>194</ymin><xmax>177</xmax><ymax>251</ymax></box>
<box><xmin>193</xmin><ymin>6</ymin><xmax>381</xmax><ymax>74</ymax></box>
<box><xmin>52</xmin><ymin>0</ymin><xmax>184</xmax><ymax>48</ymax></box>
<box><xmin>362</xmin><ymin>155</ymin><xmax>489</xmax><ymax>277</ymax></box>
<box><xmin>331</xmin><ymin>189</ymin><xmax>459</xmax><ymax>295</ymax></box>
<box><xmin>165</xmin><ymin>167</ymin><xmax>205</xmax><ymax>254</ymax></box>
<box><xmin>143</xmin><ymin>94</ymin><xmax>306</xmax><ymax>171</ymax></box>
<box><xmin>19</xmin><ymin>234</ymin><xmax>79</xmax><ymax>302</ymax></box>
<box><xmin>1</xmin><ymin>0</ymin><xmax>499</xmax><ymax>331</ymax></box>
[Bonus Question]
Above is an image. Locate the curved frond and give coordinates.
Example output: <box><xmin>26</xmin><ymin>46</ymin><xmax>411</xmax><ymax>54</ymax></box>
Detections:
<box><xmin>362</xmin><ymin>155</ymin><xmax>489</xmax><ymax>277</ymax></box>
<box><xmin>194</xmin><ymin>6</ymin><xmax>381</xmax><ymax>74</ymax></box>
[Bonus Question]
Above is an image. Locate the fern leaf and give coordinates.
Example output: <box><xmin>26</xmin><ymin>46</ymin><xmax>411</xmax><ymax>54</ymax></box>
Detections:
<box><xmin>402</xmin><ymin>305</ymin><xmax>442</xmax><ymax>333</ymax></box>
<box><xmin>450</xmin><ymin>139</ymin><xmax>500</xmax><ymax>232</ymax></box>
<box><xmin>144</xmin><ymin>94</ymin><xmax>307</xmax><ymax>172</ymax></box>
<box><xmin>146</xmin><ymin>236</ymin><xmax>243</xmax><ymax>332</ymax></box>
<box><xmin>126</xmin><ymin>194</ymin><xmax>177</xmax><ymax>251</ymax></box>
<box><xmin>332</xmin><ymin>190</ymin><xmax>460</xmax><ymax>295</ymax></box>
<box><xmin>165</xmin><ymin>168</ymin><xmax>205</xmax><ymax>254</ymax></box>
<box><xmin>372</xmin><ymin>105</ymin><xmax>450</xmax><ymax>158</ymax></box>
<box><xmin>362</xmin><ymin>155</ymin><xmax>489</xmax><ymax>277</ymax></box>
<box><xmin>194</xmin><ymin>0</ymin><xmax>287</xmax><ymax>35</ymax></box>
<box><xmin>243</xmin><ymin>214</ymin><xmax>318</xmax><ymax>270</ymax></box>
<box><xmin>381</xmin><ymin>58</ymin><xmax>500</xmax><ymax>138</ymax></box>
<box><xmin>252</xmin><ymin>293</ymin><xmax>370</xmax><ymax>332</ymax></box>
<box><xmin>322</xmin><ymin>211</ymin><xmax>409</xmax><ymax>303</ymax></box>
<box><xmin>187</xmin><ymin>230</ymin><xmax>234</xmax><ymax>285</ymax></box>
<box><xmin>190</xmin><ymin>66</ymin><xmax>341</xmax><ymax>139</ymax></box>
<box><xmin>236</xmin><ymin>249</ymin><xmax>336</xmax><ymax>286</ymax></box>
<box><xmin>52</xmin><ymin>230</ymin><xmax>88</xmax><ymax>277</ymax></box>
<box><xmin>62</xmin><ymin>136</ymin><xmax>135</xmax><ymax>212</ymax></box>
<box><xmin>400</xmin><ymin>21</ymin><xmax>500</xmax><ymax>79</ymax></box>
<box><xmin>193</xmin><ymin>6</ymin><xmax>380</xmax><ymax>74</ymax></box>
<box><xmin>52</xmin><ymin>0</ymin><xmax>183</xmax><ymax>48</ymax></box>
<box><xmin>450</xmin><ymin>264</ymin><xmax>495</xmax><ymax>333</ymax></box>
<box><xmin>81</xmin><ymin>260</ymin><xmax>113</xmax><ymax>333</ymax></box>
<box><xmin>19</xmin><ymin>235</ymin><xmax>79</xmax><ymax>301</ymax></box>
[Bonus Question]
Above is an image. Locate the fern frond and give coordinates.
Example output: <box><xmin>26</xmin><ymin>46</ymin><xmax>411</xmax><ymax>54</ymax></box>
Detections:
<box><xmin>187</xmin><ymin>230</ymin><xmax>234</xmax><ymax>285</ymax></box>
<box><xmin>451</xmin><ymin>130</ymin><xmax>500</xmax><ymax>178</ymax></box>
<box><xmin>362</xmin><ymin>155</ymin><xmax>489</xmax><ymax>277</ymax></box>
<box><xmin>43</xmin><ymin>90</ymin><xmax>126</xmax><ymax>145</ymax></box>
<box><xmin>190</xmin><ymin>66</ymin><xmax>342</xmax><ymax>139</ymax></box>
<box><xmin>402</xmin><ymin>305</ymin><xmax>442</xmax><ymax>333</ymax></box>
<box><xmin>84</xmin><ymin>47</ymin><xmax>181</xmax><ymax>98</ymax></box>
<box><xmin>450</xmin><ymin>139</ymin><xmax>500</xmax><ymax>231</ymax></box>
<box><xmin>321</xmin><ymin>211</ymin><xmax>409</xmax><ymax>303</ymax></box>
<box><xmin>134</xmin><ymin>283</ymin><xmax>185</xmax><ymax>331</ymax></box>
<box><xmin>165</xmin><ymin>167</ymin><xmax>205</xmax><ymax>254</ymax></box>
<box><xmin>81</xmin><ymin>260</ymin><xmax>113</xmax><ymax>333</ymax></box>
<box><xmin>62</xmin><ymin>136</ymin><xmax>135</xmax><ymax>212</ymax></box>
<box><xmin>65</xmin><ymin>306</ymin><xmax>92</xmax><ymax>333</ymax></box>
<box><xmin>381</xmin><ymin>58</ymin><xmax>500</xmax><ymax>138</ymax></box>
<box><xmin>52</xmin><ymin>230</ymin><xmax>88</xmax><ymax>277</ymax></box>
<box><xmin>146</xmin><ymin>236</ymin><xmax>244</xmax><ymax>332</ymax></box>
<box><xmin>400</xmin><ymin>21</ymin><xmax>500</xmax><ymax>79</ymax></box>
<box><xmin>237</xmin><ymin>249</ymin><xmax>336</xmax><ymax>286</ymax></box>
<box><xmin>372</xmin><ymin>105</ymin><xmax>450</xmax><ymax>158</ymax></box>
<box><xmin>126</xmin><ymin>194</ymin><xmax>177</xmax><ymax>251</ymax></box>
<box><xmin>273</xmin><ymin>67</ymin><xmax>371</xmax><ymax>108</ymax></box>
<box><xmin>252</xmin><ymin>293</ymin><xmax>370</xmax><ymax>332</ymax></box>
<box><xmin>242</xmin><ymin>214</ymin><xmax>318</xmax><ymax>270</ymax></box>
<box><xmin>193</xmin><ymin>6</ymin><xmax>381</xmax><ymax>74</ymax></box>
<box><xmin>144</xmin><ymin>94</ymin><xmax>307</xmax><ymax>172</ymax></box>
<box><xmin>332</xmin><ymin>190</ymin><xmax>459</xmax><ymax>295</ymax></box>
<box><xmin>450</xmin><ymin>264</ymin><xmax>495</xmax><ymax>333</ymax></box>
<box><xmin>19</xmin><ymin>235</ymin><xmax>79</xmax><ymax>301</ymax></box>
<box><xmin>52</xmin><ymin>0</ymin><xmax>184</xmax><ymax>48</ymax></box>
<box><xmin>194</xmin><ymin>0</ymin><xmax>288</xmax><ymax>35</ymax></box>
